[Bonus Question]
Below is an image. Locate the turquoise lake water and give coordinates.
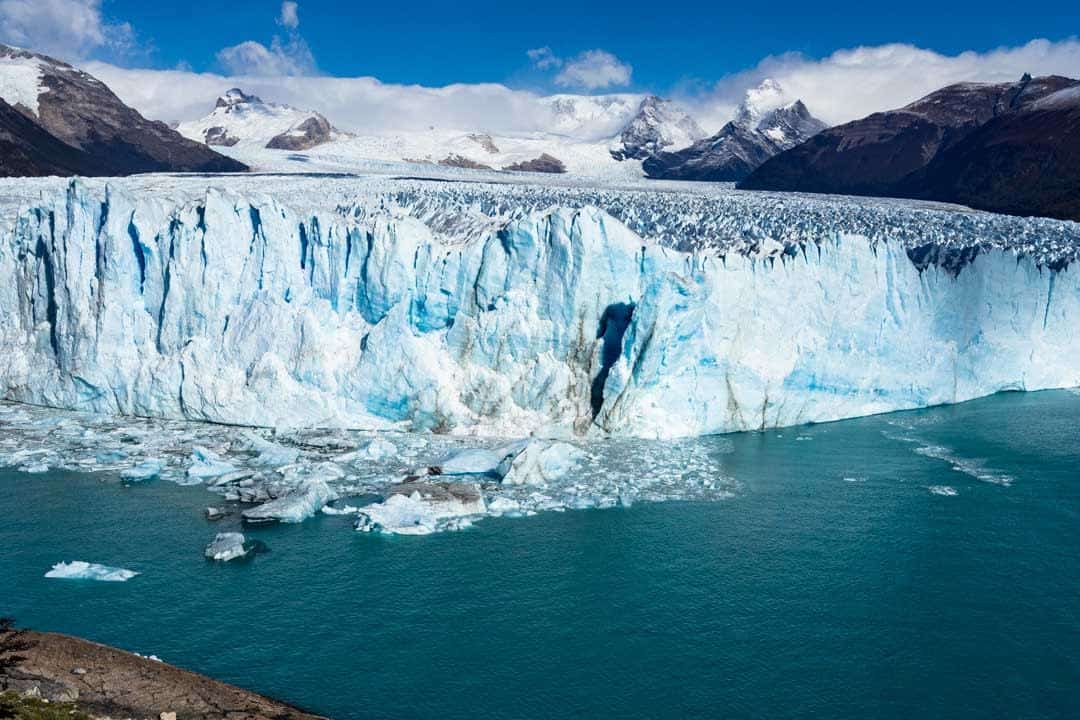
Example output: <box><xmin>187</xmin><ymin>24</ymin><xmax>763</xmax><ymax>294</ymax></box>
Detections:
<box><xmin>3</xmin><ymin>390</ymin><xmax>1079</xmax><ymax>719</ymax></box>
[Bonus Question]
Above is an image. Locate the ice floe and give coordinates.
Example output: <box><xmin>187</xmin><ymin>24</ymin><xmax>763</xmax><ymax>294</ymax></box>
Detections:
<box><xmin>204</xmin><ymin>533</ymin><xmax>249</xmax><ymax>561</ymax></box>
<box><xmin>0</xmin><ymin>401</ymin><xmax>735</xmax><ymax>536</ymax></box>
<box><xmin>45</xmin><ymin>561</ymin><xmax>139</xmax><ymax>582</ymax></box>
<box><xmin>355</xmin><ymin>482</ymin><xmax>486</xmax><ymax>535</ymax></box>
<box><xmin>928</xmin><ymin>485</ymin><xmax>959</xmax><ymax>496</ymax></box>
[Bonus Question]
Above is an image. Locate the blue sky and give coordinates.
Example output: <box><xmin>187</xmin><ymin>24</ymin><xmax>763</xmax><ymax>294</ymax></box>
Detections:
<box><xmin>102</xmin><ymin>0</ymin><xmax>1080</xmax><ymax>90</ymax></box>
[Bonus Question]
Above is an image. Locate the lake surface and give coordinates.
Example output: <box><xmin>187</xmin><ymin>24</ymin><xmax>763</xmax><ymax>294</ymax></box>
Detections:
<box><xmin>3</xmin><ymin>390</ymin><xmax>1079</xmax><ymax>719</ymax></box>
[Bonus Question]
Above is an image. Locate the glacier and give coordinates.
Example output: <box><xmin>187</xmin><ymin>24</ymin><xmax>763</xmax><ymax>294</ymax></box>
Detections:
<box><xmin>0</xmin><ymin>175</ymin><xmax>1078</xmax><ymax>440</ymax></box>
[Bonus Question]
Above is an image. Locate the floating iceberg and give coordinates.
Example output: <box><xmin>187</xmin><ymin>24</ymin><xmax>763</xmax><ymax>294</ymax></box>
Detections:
<box><xmin>204</xmin><ymin>532</ymin><xmax>250</xmax><ymax>561</ymax></box>
<box><xmin>242</xmin><ymin>432</ymin><xmax>300</xmax><ymax>467</ymax></box>
<box><xmin>241</xmin><ymin>478</ymin><xmax>339</xmax><ymax>523</ymax></box>
<box><xmin>121</xmin><ymin>459</ymin><xmax>163</xmax><ymax>482</ymax></box>
<box><xmin>433</xmin><ymin>441</ymin><xmax>529</xmax><ymax>477</ymax></box>
<box><xmin>501</xmin><ymin>441</ymin><xmax>586</xmax><ymax>486</ymax></box>
<box><xmin>355</xmin><ymin>482</ymin><xmax>486</xmax><ymax>535</ymax></box>
<box><xmin>357</xmin><ymin>437</ymin><xmax>398</xmax><ymax>462</ymax></box>
<box><xmin>187</xmin><ymin>447</ymin><xmax>236</xmax><ymax>482</ymax></box>
<box><xmin>45</xmin><ymin>561</ymin><xmax>139</xmax><ymax>582</ymax></box>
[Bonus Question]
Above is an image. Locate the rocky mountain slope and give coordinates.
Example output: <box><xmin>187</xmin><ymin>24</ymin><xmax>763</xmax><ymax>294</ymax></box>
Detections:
<box><xmin>0</xmin><ymin>45</ymin><xmax>247</xmax><ymax>176</ymax></box>
<box><xmin>740</xmin><ymin>74</ymin><xmax>1080</xmax><ymax>220</ymax></box>
<box><xmin>178</xmin><ymin>88</ymin><xmax>339</xmax><ymax>151</ymax></box>
<box><xmin>642</xmin><ymin>87</ymin><xmax>826</xmax><ymax>181</ymax></box>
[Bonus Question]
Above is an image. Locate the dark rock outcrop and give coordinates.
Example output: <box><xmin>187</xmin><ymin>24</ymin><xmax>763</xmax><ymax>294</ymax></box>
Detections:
<box><xmin>0</xmin><ymin>44</ymin><xmax>247</xmax><ymax>176</ymax></box>
<box><xmin>438</xmin><ymin>154</ymin><xmax>493</xmax><ymax>170</ymax></box>
<box><xmin>204</xmin><ymin>126</ymin><xmax>240</xmax><ymax>147</ymax></box>
<box><xmin>504</xmin><ymin>153</ymin><xmax>566</xmax><ymax>174</ymax></box>
<box><xmin>740</xmin><ymin>74</ymin><xmax>1080</xmax><ymax>220</ymax></box>
<box><xmin>266</xmin><ymin>115</ymin><xmax>334</xmax><ymax>151</ymax></box>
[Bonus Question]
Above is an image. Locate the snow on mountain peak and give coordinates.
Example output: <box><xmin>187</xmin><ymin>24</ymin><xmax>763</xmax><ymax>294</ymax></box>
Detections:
<box><xmin>216</xmin><ymin>88</ymin><xmax>264</xmax><ymax>108</ymax></box>
<box><xmin>733</xmin><ymin>78</ymin><xmax>789</xmax><ymax>128</ymax></box>
<box><xmin>179</xmin><ymin>89</ymin><xmax>337</xmax><ymax>150</ymax></box>
<box><xmin>610</xmin><ymin>95</ymin><xmax>707</xmax><ymax>160</ymax></box>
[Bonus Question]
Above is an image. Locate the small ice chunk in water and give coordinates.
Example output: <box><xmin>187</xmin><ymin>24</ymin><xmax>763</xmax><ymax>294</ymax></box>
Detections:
<box><xmin>321</xmin><ymin>503</ymin><xmax>361</xmax><ymax>515</ymax></box>
<box><xmin>204</xmin><ymin>533</ymin><xmax>249</xmax><ymax>561</ymax></box>
<box><xmin>187</xmin><ymin>446</ymin><xmax>236</xmax><ymax>481</ymax></box>
<box><xmin>358</xmin><ymin>437</ymin><xmax>397</xmax><ymax>461</ymax></box>
<box><xmin>355</xmin><ymin>482</ymin><xmax>486</xmax><ymax>535</ymax></box>
<box><xmin>20</xmin><ymin>462</ymin><xmax>49</xmax><ymax>474</ymax></box>
<box><xmin>121</xmin><ymin>459</ymin><xmax>163</xmax><ymax>482</ymax></box>
<box><xmin>501</xmin><ymin>441</ymin><xmax>586</xmax><ymax>486</ymax></box>
<box><xmin>241</xmin><ymin>478</ymin><xmax>338</xmax><ymax>523</ymax></box>
<box><xmin>433</xmin><ymin>441</ymin><xmax>528</xmax><ymax>477</ymax></box>
<box><xmin>242</xmin><ymin>432</ymin><xmax>300</xmax><ymax>467</ymax></box>
<box><xmin>928</xmin><ymin>485</ymin><xmax>958</xmax><ymax>496</ymax></box>
<box><xmin>487</xmin><ymin>496</ymin><xmax>522</xmax><ymax>516</ymax></box>
<box><xmin>45</xmin><ymin>561</ymin><xmax>139</xmax><ymax>582</ymax></box>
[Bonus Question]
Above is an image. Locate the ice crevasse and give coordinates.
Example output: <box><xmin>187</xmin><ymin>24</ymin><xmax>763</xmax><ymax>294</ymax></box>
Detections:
<box><xmin>0</xmin><ymin>180</ymin><xmax>1077</xmax><ymax>439</ymax></box>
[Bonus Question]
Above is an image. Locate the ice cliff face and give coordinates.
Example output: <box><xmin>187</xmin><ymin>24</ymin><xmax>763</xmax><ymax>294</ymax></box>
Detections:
<box><xmin>1</xmin><ymin>179</ymin><xmax>1077</xmax><ymax>439</ymax></box>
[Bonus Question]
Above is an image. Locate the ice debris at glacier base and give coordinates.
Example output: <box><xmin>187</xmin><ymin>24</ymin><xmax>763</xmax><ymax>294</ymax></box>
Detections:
<box><xmin>45</xmin><ymin>561</ymin><xmax>139</xmax><ymax>582</ymax></box>
<box><xmin>0</xmin><ymin>401</ymin><xmax>735</xmax><ymax>535</ymax></box>
<box><xmin>1</xmin><ymin>176</ymin><xmax>1079</xmax><ymax>440</ymax></box>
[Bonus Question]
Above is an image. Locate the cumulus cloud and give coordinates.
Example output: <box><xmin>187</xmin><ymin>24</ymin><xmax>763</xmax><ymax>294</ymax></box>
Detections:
<box><xmin>217</xmin><ymin>1</ymin><xmax>314</xmax><ymax>76</ymax></box>
<box><xmin>0</xmin><ymin>0</ymin><xmax>134</xmax><ymax>60</ymax></box>
<box><xmin>688</xmin><ymin>38</ymin><xmax>1080</xmax><ymax>129</ymax></box>
<box><xmin>217</xmin><ymin>36</ymin><xmax>315</xmax><ymax>76</ymax></box>
<box><xmin>277</xmin><ymin>1</ymin><xmax>299</xmax><ymax>30</ymax></box>
<box><xmin>527</xmin><ymin>47</ymin><xmax>561</xmax><ymax>71</ymax></box>
<box><xmin>554</xmin><ymin>49</ymin><xmax>633</xmax><ymax>90</ymax></box>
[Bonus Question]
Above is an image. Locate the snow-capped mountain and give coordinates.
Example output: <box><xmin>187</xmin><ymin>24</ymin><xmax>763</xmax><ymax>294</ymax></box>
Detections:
<box><xmin>643</xmin><ymin>80</ymin><xmax>825</xmax><ymax>181</ymax></box>
<box><xmin>609</xmin><ymin>95</ymin><xmax>707</xmax><ymax>161</ymax></box>
<box><xmin>177</xmin><ymin>88</ymin><xmax>340</xmax><ymax>151</ymax></box>
<box><xmin>540</xmin><ymin>94</ymin><xmax>642</xmax><ymax>140</ymax></box>
<box><xmin>754</xmin><ymin>100</ymin><xmax>828</xmax><ymax>150</ymax></box>
<box><xmin>0</xmin><ymin>44</ymin><xmax>246</xmax><ymax>176</ymax></box>
<box><xmin>740</xmin><ymin>74</ymin><xmax>1080</xmax><ymax>220</ymax></box>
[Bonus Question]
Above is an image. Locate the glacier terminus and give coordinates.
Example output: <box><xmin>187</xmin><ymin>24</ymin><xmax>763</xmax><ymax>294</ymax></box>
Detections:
<box><xmin>0</xmin><ymin>173</ymin><xmax>1077</xmax><ymax>441</ymax></box>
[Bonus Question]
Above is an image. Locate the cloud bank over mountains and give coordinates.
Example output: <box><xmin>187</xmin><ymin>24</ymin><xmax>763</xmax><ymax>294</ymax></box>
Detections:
<box><xmin>2</xmin><ymin>0</ymin><xmax>1079</xmax><ymax>135</ymax></box>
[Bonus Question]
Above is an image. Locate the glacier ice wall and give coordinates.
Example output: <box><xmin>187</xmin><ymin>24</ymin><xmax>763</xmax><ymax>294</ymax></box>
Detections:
<box><xmin>0</xmin><ymin>180</ymin><xmax>1077</xmax><ymax>439</ymax></box>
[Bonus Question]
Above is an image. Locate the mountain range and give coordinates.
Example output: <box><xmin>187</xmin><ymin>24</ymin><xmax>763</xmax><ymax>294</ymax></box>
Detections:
<box><xmin>740</xmin><ymin>74</ymin><xmax>1080</xmax><ymax>221</ymax></box>
<box><xmin>0</xmin><ymin>45</ymin><xmax>245</xmax><ymax>177</ymax></box>
<box><xmin>1</xmin><ymin>43</ymin><xmax>1078</xmax><ymax>221</ymax></box>
<box><xmin>642</xmin><ymin>92</ymin><xmax>827</xmax><ymax>181</ymax></box>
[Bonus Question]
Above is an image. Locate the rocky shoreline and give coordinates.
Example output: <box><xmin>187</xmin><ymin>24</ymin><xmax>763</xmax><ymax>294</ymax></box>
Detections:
<box><xmin>1</xmin><ymin>631</ymin><xmax>326</xmax><ymax>720</ymax></box>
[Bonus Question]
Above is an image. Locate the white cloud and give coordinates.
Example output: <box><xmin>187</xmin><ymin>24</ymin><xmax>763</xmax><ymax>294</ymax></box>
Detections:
<box><xmin>85</xmin><ymin>61</ymin><xmax>605</xmax><ymax>136</ymax></box>
<box><xmin>217</xmin><ymin>35</ymin><xmax>315</xmax><ymax>76</ymax></box>
<box><xmin>527</xmin><ymin>47</ymin><xmax>561</xmax><ymax>71</ymax></box>
<box><xmin>554</xmin><ymin>49</ymin><xmax>632</xmax><ymax>90</ymax></box>
<box><xmin>72</xmin><ymin>38</ymin><xmax>1080</xmax><ymax>140</ymax></box>
<box><xmin>0</xmin><ymin>0</ymin><xmax>134</xmax><ymax>60</ymax></box>
<box><xmin>218</xmin><ymin>1</ymin><xmax>314</xmax><ymax>76</ymax></box>
<box><xmin>278</xmin><ymin>1</ymin><xmax>299</xmax><ymax>30</ymax></box>
<box><xmin>688</xmin><ymin>38</ymin><xmax>1080</xmax><ymax>129</ymax></box>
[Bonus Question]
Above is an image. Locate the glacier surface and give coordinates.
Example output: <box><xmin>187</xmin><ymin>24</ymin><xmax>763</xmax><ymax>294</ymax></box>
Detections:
<box><xmin>0</xmin><ymin>175</ymin><xmax>1078</xmax><ymax>440</ymax></box>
